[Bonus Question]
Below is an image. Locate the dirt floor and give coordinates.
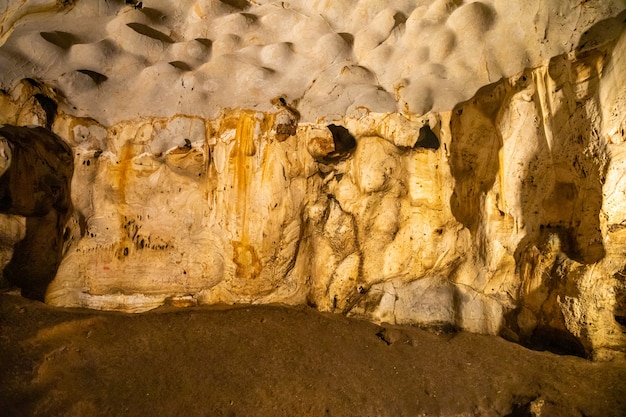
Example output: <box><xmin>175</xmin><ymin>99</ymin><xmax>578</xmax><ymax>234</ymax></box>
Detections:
<box><xmin>1</xmin><ymin>292</ymin><xmax>625</xmax><ymax>417</ymax></box>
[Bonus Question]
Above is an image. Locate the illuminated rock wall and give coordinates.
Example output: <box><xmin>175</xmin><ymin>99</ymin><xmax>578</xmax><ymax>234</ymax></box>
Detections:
<box><xmin>0</xmin><ymin>0</ymin><xmax>624</xmax><ymax>358</ymax></box>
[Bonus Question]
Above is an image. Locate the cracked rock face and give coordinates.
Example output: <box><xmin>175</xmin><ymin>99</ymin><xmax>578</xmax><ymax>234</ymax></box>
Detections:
<box><xmin>0</xmin><ymin>0</ymin><xmax>625</xmax><ymax>359</ymax></box>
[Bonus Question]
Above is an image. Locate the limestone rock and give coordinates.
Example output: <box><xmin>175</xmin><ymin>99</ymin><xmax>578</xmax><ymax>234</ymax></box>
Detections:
<box><xmin>0</xmin><ymin>0</ymin><xmax>625</xmax><ymax>359</ymax></box>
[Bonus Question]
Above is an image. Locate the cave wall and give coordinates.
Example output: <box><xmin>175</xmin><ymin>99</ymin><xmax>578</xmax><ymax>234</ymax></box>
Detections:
<box><xmin>0</xmin><ymin>0</ymin><xmax>625</xmax><ymax>359</ymax></box>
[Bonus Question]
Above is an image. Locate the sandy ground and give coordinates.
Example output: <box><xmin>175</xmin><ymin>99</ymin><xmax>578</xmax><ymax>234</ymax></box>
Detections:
<box><xmin>1</xmin><ymin>292</ymin><xmax>625</xmax><ymax>417</ymax></box>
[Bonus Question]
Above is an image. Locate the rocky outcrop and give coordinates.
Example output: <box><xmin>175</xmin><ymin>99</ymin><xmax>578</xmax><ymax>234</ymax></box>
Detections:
<box><xmin>0</xmin><ymin>0</ymin><xmax>624</xmax><ymax>359</ymax></box>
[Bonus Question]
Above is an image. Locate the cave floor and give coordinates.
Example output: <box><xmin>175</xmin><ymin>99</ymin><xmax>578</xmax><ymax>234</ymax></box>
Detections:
<box><xmin>1</xmin><ymin>292</ymin><xmax>625</xmax><ymax>417</ymax></box>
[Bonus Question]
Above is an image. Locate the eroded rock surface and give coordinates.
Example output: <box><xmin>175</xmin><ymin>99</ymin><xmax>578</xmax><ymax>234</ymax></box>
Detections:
<box><xmin>0</xmin><ymin>0</ymin><xmax>624</xmax><ymax>359</ymax></box>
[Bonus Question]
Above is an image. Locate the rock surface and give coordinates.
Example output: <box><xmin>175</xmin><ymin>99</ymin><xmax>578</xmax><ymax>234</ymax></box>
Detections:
<box><xmin>0</xmin><ymin>0</ymin><xmax>625</xmax><ymax>359</ymax></box>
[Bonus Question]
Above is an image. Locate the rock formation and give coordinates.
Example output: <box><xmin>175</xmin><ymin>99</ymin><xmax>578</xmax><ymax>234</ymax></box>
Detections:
<box><xmin>0</xmin><ymin>0</ymin><xmax>624</xmax><ymax>359</ymax></box>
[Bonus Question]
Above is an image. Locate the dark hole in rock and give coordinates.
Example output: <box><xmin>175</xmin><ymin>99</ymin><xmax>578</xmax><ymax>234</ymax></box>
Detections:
<box><xmin>525</xmin><ymin>326</ymin><xmax>588</xmax><ymax>358</ymax></box>
<box><xmin>504</xmin><ymin>400</ymin><xmax>533</xmax><ymax>417</ymax></box>
<box><xmin>327</xmin><ymin>124</ymin><xmax>356</xmax><ymax>154</ymax></box>
<box><xmin>24</xmin><ymin>78</ymin><xmax>42</xmax><ymax>89</ymax></box>
<box><xmin>39</xmin><ymin>31</ymin><xmax>79</xmax><ymax>49</ymax></box>
<box><xmin>219</xmin><ymin>0</ymin><xmax>250</xmax><ymax>10</ymax></box>
<box><xmin>33</xmin><ymin>94</ymin><xmax>57</xmax><ymax>130</ymax></box>
<box><xmin>375</xmin><ymin>329</ymin><xmax>392</xmax><ymax>345</ymax></box>
<box><xmin>0</xmin><ymin>125</ymin><xmax>73</xmax><ymax>301</ymax></box>
<box><xmin>616</xmin><ymin>315</ymin><xmax>626</xmax><ymax>326</ymax></box>
<box><xmin>554</xmin><ymin>226</ymin><xmax>604</xmax><ymax>265</ymax></box>
<box><xmin>261</xmin><ymin>66</ymin><xmax>276</xmax><ymax>75</ymax></box>
<box><xmin>169</xmin><ymin>61</ymin><xmax>192</xmax><ymax>71</ymax></box>
<box><xmin>414</xmin><ymin>125</ymin><xmax>440</xmax><ymax>150</ymax></box>
<box><xmin>76</xmin><ymin>69</ymin><xmax>108</xmax><ymax>84</ymax></box>
<box><xmin>195</xmin><ymin>38</ymin><xmax>213</xmax><ymax>49</ymax></box>
<box><xmin>393</xmin><ymin>12</ymin><xmax>407</xmax><ymax>29</ymax></box>
<box><xmin>126</xmin><ymin>23</ymin><xmax>174</xmax><ymax>43</ymax></box>
<box><xmin>338</xmin><ymin>32</ymin><xmax>354</xmax><ymax>47</ymax></box>
<box><xmin>241</xmin><ymin>13</ymin><xmax>258</xmax><ymax>24</ymax></box>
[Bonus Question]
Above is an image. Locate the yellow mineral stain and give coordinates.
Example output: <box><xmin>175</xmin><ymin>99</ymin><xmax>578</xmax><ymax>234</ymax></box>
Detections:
<box><xmin>225</xmin><ymin>111</ymin><xmax>262</xmax><ymax>279</ymax></box>
<box><xmin>260</xmin><ymin>112</ymin><xmax>277</xmax><ymax>184</ymax></box>
<box><xmin>110</xmin><ymin>140</ymin><xmax>135</xmax><ymax>260</ymax></box>
<box><xmin>230</xmin><ymin>111</ymin><xmax>257</xmax><ymax>222</ymax></box>
<box><xmin>232</xmin><ymin>240</ymin><xmax>262</xmax><ymax>281</ymax></box>
<box><xmin>572</xmin><ymin>50</ymin><xmax>604</xmax><ymax>82</ymax></box>
<box><xmin>112</xmin><ymin>140</ymin><xmax>134</xmax><ymax>201</ymax></box>
<box><xmin>193</xmin><ymin>3</ymin><xmax>205</xmax><ymax>19</ymax></box>
<box><xmin>224</xmin><ymin>110</ymin><xmax>277</xmax><ymax>281</ymax></box>
<box><xmin>222</xmin><ymin>111</ymin><xmax>258</xmax><ymax>253</ymax></box>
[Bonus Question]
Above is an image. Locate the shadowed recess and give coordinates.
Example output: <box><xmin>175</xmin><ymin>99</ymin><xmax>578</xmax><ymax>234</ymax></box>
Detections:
<box><xmin>338</xmin><ymin>33</ymin><xmax>354</xmax><ymax>47</ymax></box>
<box><xmin>39</xmin><ymin>31</ymin><xmax>80</xmax><ymax>49</ymax></box>
<box><xmin>195</xmin><ymin>38</ymin><xmax>213</xmax><ymax>49</ymax></box>
<box><xmin>0</xmin><ymin>125</ymin><xmax>73</xmax><ymax>301</ymax></box>
<box><xmin>527</xmin><ymin>326</ymin><xmax>588</xmax><ymax>358</ymax></box>
<box><xmin>327</xmin><ymin>124</ymin><xmax>356</xmax><ymax>154</ymax></box>
<box><xmin>414</xmin><ymin>125</ymin><xmax>440</xmax><ymax>150</ymax></box>
<box><xmin>76</xmin><ymin>70</ymin><xmax>108</xmax><ymax>84</ymax></box>
<box><xmin>33</xmin><ymin>94</ymin><xmax>57</xmax><ymax>130</ymax></box>
<box><xmin>126</xmin><ymin>23</ymin><xmax>174</xmax><ymax>43</ymax></box>
<box><xmin>168</xmin><ymin>61</ymin><xmax>192</xmax><ymax>71</ymax></box>
<box><xmin>219</xmin><ymin>0</ymin><xmax>250</xmax><ymax>10</ymax></box>
<box><xmin>241</xmin><ymin>13</ymin><xmax>258</xmax><ymax>24</ymax></box>
<box><xmin>393</xmin><ymin>12</ymin><xmax>407</xmax><ymax>30</ymax></box>
<box><xmin>575</xmin><ymin>9</ymin><xmax>626</xmax><ymax>53</ymax></box>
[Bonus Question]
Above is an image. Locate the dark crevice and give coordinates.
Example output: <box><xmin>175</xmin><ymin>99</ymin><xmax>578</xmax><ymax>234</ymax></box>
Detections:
<box><xmin>326</xmin><ymin>124</ymin><xmax>356</xmax><ymax>154</ymax></box>
<box><xmin>504</xmin><ymin>401</ymin><xmax>533</xmax><ymax>417</ymax></box>
<box><xmin>195</xmin><ymin>38</ymin><xmax>213</xmax><ymax>49</ymax></box>
<box><xmin>219</xmin><ymin>0</ymin><xmax>250</xmax><ymax>10</ymax></box>
<box><xmin>337</xmin><ymin>33</ymin><xmax>354</xmax><ymax>47</ymax></box>
<box><xmin>240</xmin><ymin>13</ymin><xmax>258</xmax><ymax>24</ymax></box>
<box><xmin>0</xmin><ymin>125</ymin><xmax>73</xmax><ymax>301</ymax></box>
<box><xmin>375</xmin><ymin>328</ymin><xmax>392</xmax><ymax>345</ymax></box>
<box><xmin>126</xmin><ymin>23</ymin><xmax>174</xmax><ymax>43</ymax></box>
<box><xmin>525</xmin><ymin>326</ymin><xmax>588</xmax><ymax>358</ymax></box>
<box><xmin>392</xmin><ymin>12</ymin><xmax>407</xmax><ymax>30</ymax></box>
<box><xmin>33</xmin><ymin>94</ymin><xmax>57</xmax><ymax>130</ymax></box>
<box><xmin>168</xmin><ymin>61</ymin><xmax>192</xmax><ymax>71</ymax></box>
<box><xmin>76</xmin><ymin>70</ymin><xmax>108</xmax><ymax>85</ymax></box>
<box><xmin>39</xmin><ymin>31</ymin><xmax>80</xmax><ymax>49</ymax></box>
<box><xmin>414</xmin><ymin>125</ymin><xmax>440</xmax><ymax>150</ymax></box>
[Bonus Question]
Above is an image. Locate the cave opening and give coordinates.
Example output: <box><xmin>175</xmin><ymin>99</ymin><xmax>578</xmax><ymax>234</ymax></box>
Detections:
<box><xmin>326</xmin><ymin>124</ymin><xmax>357</xmax><ymax>155</ymax></box>
<box><xmin>414</xmin><ymin>125</ymin><xmax>440</xmax><ymax>150</ymax></box>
